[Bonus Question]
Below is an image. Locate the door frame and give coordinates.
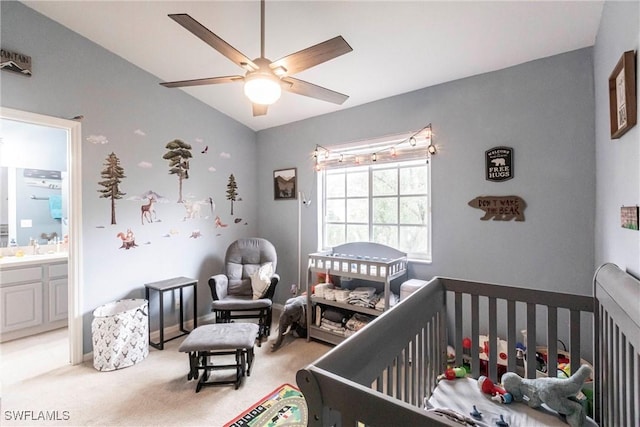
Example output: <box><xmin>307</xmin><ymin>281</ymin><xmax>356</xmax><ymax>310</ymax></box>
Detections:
<box><xmin>1</xmin><ymin>107</ymin><xmax>83</xmax><ymax>365</ymax></box>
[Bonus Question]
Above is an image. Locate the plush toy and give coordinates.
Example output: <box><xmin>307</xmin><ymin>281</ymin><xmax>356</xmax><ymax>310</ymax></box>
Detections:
<box><xmin>437</xmin><ymin>367</ymin><xmax>466</xmax><ymax>382</ymax></box>
<box><xmin>478</xmin><ymin>375</ymin><xmax>513</xmax><ymax>403</ymax></box>
<box><xmin>501</xmin><ymin>364</ymin><xmax>591</xmax><ymax>427</ymax></box>
<box><xmin>270</xmin><ymin>295</ymin><xmax>307</xmax><ymax>352</ymax></box>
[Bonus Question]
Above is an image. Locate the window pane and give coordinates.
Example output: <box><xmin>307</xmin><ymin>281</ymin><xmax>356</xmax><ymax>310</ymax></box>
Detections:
<box><xmin>373</xmin><ymin>197</ymin><xmax>397</xmax><ymax>224</ymax></box>
<box><xmin>326</xmin><ymin>199</ymin><xmax>345</xmax><ymax>222</ymax></box>
<box><xmin>347</xmin><ymin>198</ymin><xmax>368</xmax><ymax>222</ymax></box>
<box><xmin>373</xmin><ymin>225</ymin><xmax>398</xmax><ymax>247</ymax></box>
<box><xmin>326</xmin><ymin>173</ymin><xmax>345</xmax><ymax>197</ymax></box>
<box><xmin>399</xmin><ymin>226</ymin><xmax>428</xmax><ymax>254</ymax></box>
<box><xmin>347</xmin><ymin>172</ymin><xmax>368</xmax><ymax>197</ymax></box>
<box><xmin>400</xmin><ymin>196</ymin><xmax>428</xmax><ymax>224</ymax></box>
<box><xmin>326</xmin><ymin>224</ymin><xmax>345</xmax><ymax>247</ymax></box>
<box><xmin>346</xmin><ymin>224</ymin><xmax>368</xmax><ymax>242</ymax></box>
<box><xmin>400</xmin><ymin>166</ymin><xmax>428</xmax><ymax>195</ymax></box>
<box><xmin>321</xmin><ymin>158</ymin><xmax>431</xmax><ymax>260</ymax></box>
<box><xmin>372</xmin><ymin>169</ymin><xmax>397</xmax><ymax>196</ymax></box>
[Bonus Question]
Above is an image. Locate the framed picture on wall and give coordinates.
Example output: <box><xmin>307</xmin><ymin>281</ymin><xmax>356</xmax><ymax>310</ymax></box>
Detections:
<box><xmin>621</xmin><ymin>206</ymin><xmax>639</xmax><ymax>230</ymax></box>
<box><xmin>273</xmin><ymin>168</ymin><xmax>297</xmax><ymax>200</ymax></box>
<box><xmin>608</xmin><ymin>50</ymin><xmax>637</xmax><ymax>139</ymax></box>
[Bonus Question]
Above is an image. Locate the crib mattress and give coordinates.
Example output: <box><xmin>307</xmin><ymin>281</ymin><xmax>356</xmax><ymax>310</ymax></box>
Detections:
<box><xmin>427</xmin><ymin>378</ymin><xmax>597</xmax><ymax>427</ymax></box>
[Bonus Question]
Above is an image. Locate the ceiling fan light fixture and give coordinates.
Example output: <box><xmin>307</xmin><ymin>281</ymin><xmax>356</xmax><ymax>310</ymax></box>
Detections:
<box><xmin>244</xmin><ymin>71</ymin><xmax>282</xmax><ymax>105</ymax></box>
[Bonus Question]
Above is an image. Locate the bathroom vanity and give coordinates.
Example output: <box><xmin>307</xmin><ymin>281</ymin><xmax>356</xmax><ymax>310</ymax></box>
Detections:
<box><xmin>0</xmin><ymin>252</ymin><xmax>68</xmax><ymax>342</ymax></box>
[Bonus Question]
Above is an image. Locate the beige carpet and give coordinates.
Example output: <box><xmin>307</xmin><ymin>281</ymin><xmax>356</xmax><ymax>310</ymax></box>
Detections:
<box><xmin>0</xmin><ymin>322</ymin><xmax>330</xmax><ymax>426</ymax></box>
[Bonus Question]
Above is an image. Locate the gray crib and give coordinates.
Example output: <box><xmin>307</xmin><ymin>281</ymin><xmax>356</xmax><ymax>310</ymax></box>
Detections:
<box><xmin>297</xmin><ymin>263</ymin><xmax>639</xmax><ymax>426</ymax></box>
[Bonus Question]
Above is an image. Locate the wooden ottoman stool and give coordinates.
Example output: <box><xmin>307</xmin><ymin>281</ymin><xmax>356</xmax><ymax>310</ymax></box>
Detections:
<box><xmin>178</xmin><ymin>323</ymin><xmax>259</xmax><ymax>392</ymax></box>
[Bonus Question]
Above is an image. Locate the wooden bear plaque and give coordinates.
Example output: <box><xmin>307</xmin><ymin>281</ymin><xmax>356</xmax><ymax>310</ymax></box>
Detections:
<box><xmin>468</xmin><ymin>195</ymin><xmax>526</xmax><ymax>221</ymax></box>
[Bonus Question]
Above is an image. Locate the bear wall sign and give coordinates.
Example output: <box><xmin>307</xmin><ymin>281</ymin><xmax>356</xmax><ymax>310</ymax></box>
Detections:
<box><xmin>468</xmin><ymin>195</ymin><xmax>526</xmax><ymax>221</ymax></box>
<box><xmin>486</xmin><ymin>146</ymin><xmax>513</xmax><ymax>182</ymax></box>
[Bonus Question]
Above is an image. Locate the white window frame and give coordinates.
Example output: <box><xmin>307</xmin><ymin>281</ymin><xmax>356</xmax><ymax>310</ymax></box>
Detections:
<box><xmin>317</xmin><ymin>159</ymin><xmax>432</xmax><ymax>262</ymax></box>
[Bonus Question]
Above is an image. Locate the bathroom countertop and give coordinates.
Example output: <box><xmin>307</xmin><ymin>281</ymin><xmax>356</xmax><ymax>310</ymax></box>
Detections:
<box><xmin>0</xmin><ymin>252</ymin><xmax>69</xmax><ymax>268</ymax></box>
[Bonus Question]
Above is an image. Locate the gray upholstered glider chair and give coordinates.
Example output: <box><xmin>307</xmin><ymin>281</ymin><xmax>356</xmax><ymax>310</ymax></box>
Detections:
<box><xmin>208</xmin><ymin>238</ymin><xmax>279</xmax><ymax>343</ymax></box>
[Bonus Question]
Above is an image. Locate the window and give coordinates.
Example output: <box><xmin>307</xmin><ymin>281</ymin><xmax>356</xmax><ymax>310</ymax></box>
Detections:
<box><xmin>319</xmin><ymin>159</ymin><xmax>432</xmax><ymax>261</ymax></box>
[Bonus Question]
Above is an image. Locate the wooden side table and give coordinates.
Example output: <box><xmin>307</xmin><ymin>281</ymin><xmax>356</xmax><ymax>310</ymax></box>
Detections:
<box><xmin>144</xmin><ymin>276</ymin><xmax>198</xmax><ymax>350</ymax></box>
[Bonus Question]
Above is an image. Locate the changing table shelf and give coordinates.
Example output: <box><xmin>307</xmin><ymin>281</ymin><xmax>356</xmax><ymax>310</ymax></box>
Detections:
<box><xmin>306</xmin><ymin>242</ymin><xmax>408</xmax><ymax>345</ymax></box>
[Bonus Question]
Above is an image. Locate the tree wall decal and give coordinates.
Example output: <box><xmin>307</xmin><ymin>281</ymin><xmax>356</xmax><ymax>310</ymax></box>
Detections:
<box><xmin>226</xmin><ymin>174</ymin><xmax>239</xmax><ymax>215</ymax></box>
<box><xmin>97</xmin><ymin>152</ymin><xmax>126</xmax><ymax>225</ymax></box>
<box><xmin>163</xmin><ymin>139</ymin><xmax>192</xmax><ymax>203</ymax></box>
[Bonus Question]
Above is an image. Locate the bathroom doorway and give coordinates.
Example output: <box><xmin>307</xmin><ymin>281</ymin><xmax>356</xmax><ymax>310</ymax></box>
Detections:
<box><xmin>0</xmin><ymin>107</ymin><xmax>82</xmax><ymax>365</ymax></box>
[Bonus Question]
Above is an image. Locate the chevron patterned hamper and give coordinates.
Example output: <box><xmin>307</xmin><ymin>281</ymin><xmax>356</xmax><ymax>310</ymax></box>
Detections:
<box><xmin>92</xmin><ymin>299</ymin><xmax>149</xmax><ymax>371</ymax></box>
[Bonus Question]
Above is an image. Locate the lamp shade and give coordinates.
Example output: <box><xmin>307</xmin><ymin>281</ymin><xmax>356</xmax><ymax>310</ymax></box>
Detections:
<box><xmin>244</xmin><ymin>72</ymin><xmax>282</xmax><ymax>105</ymax></box>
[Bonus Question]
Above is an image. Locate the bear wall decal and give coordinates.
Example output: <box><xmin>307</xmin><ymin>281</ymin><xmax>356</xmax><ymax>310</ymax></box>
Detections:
<box><xmin>468</xmin><ymin>195</ymin><xmax>526</xmax><ymax>221</ymax></box>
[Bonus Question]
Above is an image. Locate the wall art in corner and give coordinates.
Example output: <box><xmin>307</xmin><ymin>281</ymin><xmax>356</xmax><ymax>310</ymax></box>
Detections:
<box><xmin>274</xmin><ymin>168</ymin><xmax>297</xmax><ymax>200</ymax></box>
<box><xmin>621</xmin><ymin>206</ymin><xmax>639</xmax><ymax>230</ymax></box>
<box><xmin>609</xmin><ymin>50</ymin><xmax>637</xmax><ymax>139</ymax></box>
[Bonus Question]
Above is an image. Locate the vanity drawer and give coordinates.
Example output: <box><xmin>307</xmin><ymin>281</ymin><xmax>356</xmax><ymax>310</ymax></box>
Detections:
<box><xmin>1</xmin><ymin>266</ymin><xmax>42</xmax><ymax>285</ymax></box>
<box><xmin>48</xmin><ymin>262</ymin><xmax>68</xmax><ymax>278</ymax></box>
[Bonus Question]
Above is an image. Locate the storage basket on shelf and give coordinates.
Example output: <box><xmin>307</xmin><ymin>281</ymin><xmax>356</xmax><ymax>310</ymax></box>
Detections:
<box><xmin>91</xmin><ymin>298</ymin><xmax>149</xmax><ymax>372</ymax></box>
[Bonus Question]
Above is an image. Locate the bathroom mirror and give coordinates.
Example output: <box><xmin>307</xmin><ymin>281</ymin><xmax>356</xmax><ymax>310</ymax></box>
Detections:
<box><xmin>0</xmin><ymin>118</ymin><xmax>68</xmax><ymax>247</ymax></box>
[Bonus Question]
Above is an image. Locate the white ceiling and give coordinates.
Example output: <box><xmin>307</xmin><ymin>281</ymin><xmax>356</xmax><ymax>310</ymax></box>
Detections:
<box><xmin>22</xmin><ymin>1</ymin><xmax>604</xmax><ymax>131</ymax></box>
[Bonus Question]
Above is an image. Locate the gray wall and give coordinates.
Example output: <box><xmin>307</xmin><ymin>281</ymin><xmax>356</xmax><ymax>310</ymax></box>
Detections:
<box><xmin>4</xmin><ymin>0</ymin><xmax>629</xmax><ymax>353</ymax></box>
<box><xmin>258</xmin><ymin>48</ymin><xmax>596</xmax><ymax>303</ymax></box>
<box><xmin>1</xmin><ymin>1</ymin><xmax>259</xmax><ymax>352</ymax></box>
<box><xmin>593</xmin><ymin>1</ymin><xmax>640</xmax><ymax>277</ymax></box>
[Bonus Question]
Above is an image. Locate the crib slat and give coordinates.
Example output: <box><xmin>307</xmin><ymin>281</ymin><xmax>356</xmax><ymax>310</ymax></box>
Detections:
<box><xmin>414</xmin><ymin>328</ymin><xmax>425</xmax><ymax>406</ymax></box>
<box><xmin>603</xmin><ymin>313</ymin><xmax>609</xmax><ymax>425</ymax></box>
<box><xmin>471</xmin><ymin>294</ymin><xmax>480</xmax><ymax>379</ymax></box>
<box><xmin>526</xmin><ymin>303</ymin><xmax>537</xmax><ymax>379</ymax></box>
<box><xmin>454</xmin><ymin>292</ymin><xmax>463</xmax><ymax>368</ymax></box>
<box><xmin>631</xmin><ymin>347</ymin><xmax>638</xmax><ymax>427</ymax></box>
<box><xmin>415</xmin><ymin>335</ymin><xmax>419</xmax><ymax>406</ymax></box>
<box><xmin>438</xmin><ymin>302</ymin><xmax>447</xmax><ymax>375</ymax></box>
<box><xmin>606</xmin><ymin>313</ymin><xmax>613</xmax><ymax>425</ymax></box>
<box><xmin>621</xmin><ymin>334</ymin><xmax>628</xmax><ymax>426</ymax></box>
<box><xmin>488</xmin><ymin>297</ymin><xmax>498</xmax><ymax>381</ymax></box>
<box><xmin>507</xmin><ymin>299</ymin><xmax>516</xmax><ymax>372</ymax></box>
<box><xmin>425</xmin><ymin>316</ymin><xmax>434</xmax><ymax>399</ymax></box>
<box><xmin>547</xmin><ymin>308</ymin><xmax>558</xmax><ymax>378</ymax></box>
<box><xmin>570</xmin><ymin>309</ymin><xmax>580</xmax><ymax>376</ymax></box>
<box><xmin>401</xmin><ymin>346</ymin><xmax>407</xmax><ymax>402</ymax></box>
<box><xmin>611</xmin><ymin>325</ymin><xmax>622</xmax><ymax>426</ymax></box>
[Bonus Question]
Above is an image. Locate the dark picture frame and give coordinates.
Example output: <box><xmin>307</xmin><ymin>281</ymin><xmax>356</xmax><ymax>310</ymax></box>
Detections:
<box><xmin>609</xmin><ymin>50</ymin><xmax>637</xmax><ymax>139</ymax></box>
<box><xmin>273</xmin><ymin>168</ymin><xmax>297</xmax><ymax>200</ymax></box>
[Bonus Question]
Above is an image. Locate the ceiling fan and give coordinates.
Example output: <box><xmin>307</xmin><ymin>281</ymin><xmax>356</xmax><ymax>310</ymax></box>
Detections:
<box><xmin>160</xmin><ymin>0</ymin><xmax>353</xmax><ymax>117</ymax></box>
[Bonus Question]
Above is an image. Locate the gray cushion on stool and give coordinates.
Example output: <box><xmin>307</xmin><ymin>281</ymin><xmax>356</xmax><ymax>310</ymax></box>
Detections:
<box><xmin>178</xmin><ymin>323</ymin><xmax>259</xmax><ymax>352</ymax></box>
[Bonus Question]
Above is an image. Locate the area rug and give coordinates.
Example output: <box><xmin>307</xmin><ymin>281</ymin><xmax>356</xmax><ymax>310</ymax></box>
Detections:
<box><xmin>223</xmin><ymin>383</ymin><xmax>308</xmax><ymax>427</ymax></box>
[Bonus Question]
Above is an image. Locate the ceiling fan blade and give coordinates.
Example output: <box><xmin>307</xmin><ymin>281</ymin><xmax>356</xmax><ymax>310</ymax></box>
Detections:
<box><xmin>169</xmin><ymin>14</ymin><xmax>258</xmax><ymax>71</ymax></box>
<box><xmin>160</xmin><ymin>75</ymin><xmax>244</xmax><ymax>88</ymax></box>
<box><xmin>270</xmin><ymin>36</ymin><xmax>353</xmax><ymax>76</ymax></box>
<box><xmin>252</xmin><ymin>103</ymin><xmax>268</xmax><ymax>116</ymax></box>
<box><xmin>282</xmin><ymin>77</ymin><xmax>349</xmax><ymax>105</ymax></box>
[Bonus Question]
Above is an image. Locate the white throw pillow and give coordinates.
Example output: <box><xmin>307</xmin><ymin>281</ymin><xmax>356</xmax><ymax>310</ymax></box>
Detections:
<box><xmin>250</xmin><ymin>262</ymin><xmax>273</xmax><ymax>299</ymax></box>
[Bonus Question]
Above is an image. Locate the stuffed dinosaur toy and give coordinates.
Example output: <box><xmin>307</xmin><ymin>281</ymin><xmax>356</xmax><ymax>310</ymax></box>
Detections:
<box><xmin>502</xmin><ymin>364</ymin><xmax>591</xmax><ymax>427</ymax></box>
